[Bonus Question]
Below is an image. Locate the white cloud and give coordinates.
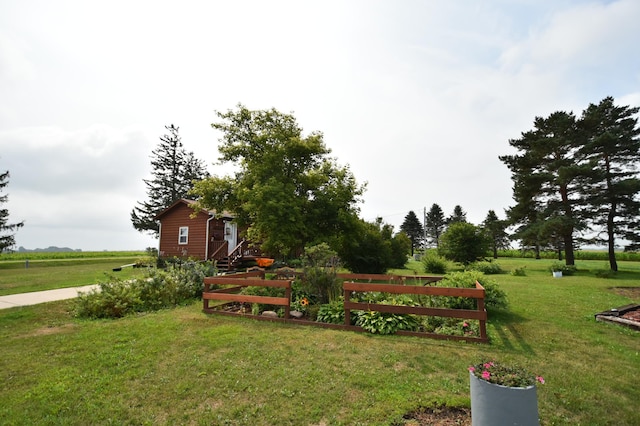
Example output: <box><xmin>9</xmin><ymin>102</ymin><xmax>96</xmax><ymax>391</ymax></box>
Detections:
<box><xmin>1</xmin><ymin>0</ymin><xmax>639</xmax><ymax>250</ymax></box>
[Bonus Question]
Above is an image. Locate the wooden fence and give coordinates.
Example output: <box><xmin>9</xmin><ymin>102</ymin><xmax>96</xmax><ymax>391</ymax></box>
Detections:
<box><xmin>202</xmin><ymin>271</ymin><xmax>488</xmax><ymax>343</ymax></box>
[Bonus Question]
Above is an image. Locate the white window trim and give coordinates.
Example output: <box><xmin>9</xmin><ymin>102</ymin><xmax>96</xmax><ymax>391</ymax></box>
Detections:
<box><xmin>178</xmin><ymin>226</ymin><xmax>189</xmax><ymax>245</ymax></box>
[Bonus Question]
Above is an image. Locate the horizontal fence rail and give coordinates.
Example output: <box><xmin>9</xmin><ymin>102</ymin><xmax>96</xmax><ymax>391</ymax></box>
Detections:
<box><xmin>343</xmin><ymin>280</ymin><xmax>487</xmax><ymax>342</ymax></box>
<box><xmin>203</xmin><ymin>276</ymin><xmax>292</xmax><ymax>319</ymax></box>
<box><xmin>202</xmin><ymin>273</ymin><xmax>488</xmax><ymax>343</ymax></box>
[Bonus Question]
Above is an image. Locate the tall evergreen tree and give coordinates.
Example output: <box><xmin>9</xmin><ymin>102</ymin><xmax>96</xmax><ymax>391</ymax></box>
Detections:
<box><xmin>399</xmin><ymin>210</ymin><xmax>423</xmax><ymax>255</ymax></box>
<box><xmin>424</xmin><ymin>203</ymin><xmax>446</xmax><ymax>248</ymax></box>
<box><xmin>0</xmin><ymin>170</ymin><xmax>24</xmax><ymax>252</ymax></box>
<box><xmin>447</xmin><ymin>205</ymin><xmax>467</xmax><ymax>224</ymax></box>
<box><xmin>579</xmin><ymin>97</ymin><xmax>640</xmax><ymax>270</ymax></box>
<box><xmin>131</xmin><ymin>125</ymin><xmax>209</xmax><ymax>236</ymax></box>
<box><xmin>482</xmin><ymin>210</ymin><xmax>510</xmax><ymax>259</ymax></box>
<box><xmin>500</xmin><ymin>111</ymin><xmax>586</xmax><ymax>265</ymax></box>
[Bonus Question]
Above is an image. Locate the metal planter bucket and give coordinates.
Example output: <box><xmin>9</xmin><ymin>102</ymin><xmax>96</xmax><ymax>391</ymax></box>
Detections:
<box><xmin>470</xmin><ymin>372</ymin><xmax>539</xmax><ymax>426</ymax></box>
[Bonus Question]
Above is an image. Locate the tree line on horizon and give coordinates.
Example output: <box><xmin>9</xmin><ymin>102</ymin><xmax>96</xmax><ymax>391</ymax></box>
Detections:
<box><xmin>400</xmin><ymin>97</ymin><xmax>640</xmax><ymax>271</ymax></box>
<box><xmin>5</xmin><ymin>97</ymin><xmax>633</xmax><ymax>271</ymax></box>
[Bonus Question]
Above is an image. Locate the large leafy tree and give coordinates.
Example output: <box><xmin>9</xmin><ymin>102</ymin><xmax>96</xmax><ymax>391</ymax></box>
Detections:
<box><xmin>482</xmin><ymin>210</ymin><xmax>510</xmax><ymax>259</ymax></box>
<box><xmin>425</xmin><ymin>203</ymin><xmax>446</xmax><ymax>248</ymax></box>
<box><xmin>579</xmin><ymin>97</ymin><xmax>640</xmax><ymax>270</ymax></box>
<box><xmin>399</xmin><ymin>210</ymin><xmax>423</xmax><ymax>255</ymax></box>
<box><xmin>337</xmin><ymin>217</ymin><xmax>408</xmax><ymax>273</ymax></box>
<box><xmin>131</xmin><ymin>125</ymin><xmax>209</xmax><ymax>236</ymax></box>
<box><xmin>191</xmin><ymin>105</ymin><xmax>365</xmax><ymax>259</ymax></box>
<box><xmin>0</xmin><ymin>170</ymin><xmax>24</xmax><ymax>253</ymax></box>
<box><xmin>438</xmin><ymin>222</ymin><xmax>490</xmax><ymax>265</ymax></box>
<box><xmin>500</xmin><ymin>111</ymin><xmax>586</xmax><ymax>265</ymax></box>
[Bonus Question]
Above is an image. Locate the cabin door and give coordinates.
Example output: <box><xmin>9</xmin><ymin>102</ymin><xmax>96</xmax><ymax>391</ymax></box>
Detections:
<box><xmin>224</xmin><ymin>222</ymin><xmax>237</xmax><ymax>255</ymax></box>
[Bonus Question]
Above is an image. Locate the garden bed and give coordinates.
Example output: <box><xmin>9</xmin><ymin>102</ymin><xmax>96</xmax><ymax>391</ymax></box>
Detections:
<box><xmin>595</xmin><ymin>303</ymin><xmax>640</xmax><ymax>331</ymax></box>
<box><xmin>202</xmin><ymin>272</ymin><xmax>488</xmax><ymax>343</ymax></box>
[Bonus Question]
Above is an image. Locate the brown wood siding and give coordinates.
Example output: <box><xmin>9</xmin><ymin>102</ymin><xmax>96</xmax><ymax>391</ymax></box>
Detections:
<box><xmin>158</xmin><ymin>203</ymin><xmax>209</xmax><ymax>260</ymax></box>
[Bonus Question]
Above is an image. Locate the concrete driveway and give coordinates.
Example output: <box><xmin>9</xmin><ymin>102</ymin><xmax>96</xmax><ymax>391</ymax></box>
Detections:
<box><xmin>0</xmin><ymin>285</ymin><xmax>98</xmax><ymax>310</ymax></box>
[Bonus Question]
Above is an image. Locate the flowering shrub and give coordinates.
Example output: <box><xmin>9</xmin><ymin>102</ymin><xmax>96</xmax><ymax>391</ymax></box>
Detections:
<box><xmin>469</xmin><ymin>361</ymin><xmax>545</xmax><ymax>388</ymax></box>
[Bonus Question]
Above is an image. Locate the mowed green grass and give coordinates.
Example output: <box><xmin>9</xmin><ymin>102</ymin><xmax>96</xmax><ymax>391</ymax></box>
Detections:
<box><xmin>0</xmin><ymin>258</ymin><xmax>638</xmax><ymax>425</ymax></box>
<box><xmin>0</xmin><ymin>257</ymin><xmax>148</xmax><ymax>296</ymax></box>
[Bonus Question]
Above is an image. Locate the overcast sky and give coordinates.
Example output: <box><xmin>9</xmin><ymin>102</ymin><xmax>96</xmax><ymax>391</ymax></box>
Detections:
<box><xmin>1</xmin><ymin>0</ymin><xmax>639</xmax><ymax>251</ymax></box>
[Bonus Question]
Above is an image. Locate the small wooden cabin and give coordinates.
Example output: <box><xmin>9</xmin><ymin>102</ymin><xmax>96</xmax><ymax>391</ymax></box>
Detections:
<box><xmin>155</xmin><ymin>199</ymin><xmax>243</xmax><ymax>265</ymax></box>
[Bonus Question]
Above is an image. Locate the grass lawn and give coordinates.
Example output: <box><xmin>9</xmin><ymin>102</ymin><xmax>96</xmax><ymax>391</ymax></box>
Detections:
<box><xmin>0</xmin><ymin>257</ymin><xmax>148</xmax><ymax>296</ymax></box>
<box><xmin>0</xmin><ymin>257</ymin><xmax>638</xmax><ymax>425</ymax></box>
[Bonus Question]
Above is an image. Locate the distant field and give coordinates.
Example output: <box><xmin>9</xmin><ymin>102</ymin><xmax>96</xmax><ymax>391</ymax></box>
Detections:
<box><xmin>0</xmin><ymin>251</ymin><xmax>146</xmax><ymax>261</ymax></box>
<box><xmin>0</xmin><ymin>252</ymin><xmax>149</xmax><ymax>295</ymax></box>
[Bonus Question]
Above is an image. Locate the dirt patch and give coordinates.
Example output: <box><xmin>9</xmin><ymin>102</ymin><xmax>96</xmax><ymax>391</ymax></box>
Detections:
<box><xmin>26</xmin><ymin>323</ymin><xmax>76</xmax><ymax>337</ymax></box>
<box><xmin>399</xmin><ymin>406</ymin><xmax>471</xmax><ymax>426</ymax></box>
<box><xmin>611</xmin><ymin>287</ymin><xmax>640</xmax><ymax>300</ymax></box>
<box><xmin>621</xmin><ymin>307</ymin><xmax>640</xmax><ymax>322</ymax></box>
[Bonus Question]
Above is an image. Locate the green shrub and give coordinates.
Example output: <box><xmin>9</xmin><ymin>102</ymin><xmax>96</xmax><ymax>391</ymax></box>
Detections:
<box><xmin>301</xmin><ymin>243</ymin><xmax>341</xmax><ymax>304</ymax></box>
<box><xmin>510</xmin><ymin>266</ymin><xmax>527</xmax><ymax>276</ymax></box>
<box><xmin>549</xmin><ymin>261</ymin><xmax>577</xmax><ymax>276</ymax></box>
<box><xmin>467</xmin><ymin>261</ymin><xmax>504</xmax><ymax>274</ymax></box>
<box><xmin>352</xmin><ymin>294</ymin><xmax>421</xmax><ymax>335</ymax></box>
<box><xmin>240</xmin><ymin>284</ymin><xmax>286</xmax><ymax>312</ymax></box>
<box><xmin>422</xmin><ymin>271</ymin><xmax>508</xmax><ymax>311</ymax></box>
<box><xmin>74</xmin><ymin>261</ymin><xmax>215</xmax><ymax>319</ymax></box>
<box><xmin>356</xmin><ymin>310</ymin><xmax>421</xmax><ymax>335</ymax></box>
<box><xmin>316</xmin><ymin>299</ymin><xmax>346</xmax><ymax>324</ymax></box>
<box><xmin>421</xmin><ymin>251</ymin><xmax>449</xmax><ymax>274</ymax></box>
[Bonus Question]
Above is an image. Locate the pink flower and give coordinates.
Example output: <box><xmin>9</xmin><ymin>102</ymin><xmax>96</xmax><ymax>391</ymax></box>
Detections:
<box><xmin>468</xmin><ymin>366</ymin><xmax>476</xmax><ymax>372</ymax></box>
<box><xmin>536</xmin><ymin>376</ymin><xmax>545</xmax><ymax>384</ymax></box>
<box><xmin>482</xmin><ymin>370</ymin><xmax>491</xmax><ymax>380</ymax></box>
<box><xmin>463</xmin><ymin>322</ymin><xmax>469</xmax><ymax>327</ymax></box>
<box><xmin>483</xmin><ymin>362</ymin><xmax>494</xmax><ymax>369</ymax></box>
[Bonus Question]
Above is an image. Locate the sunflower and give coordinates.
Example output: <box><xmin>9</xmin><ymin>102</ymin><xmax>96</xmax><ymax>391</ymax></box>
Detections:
<box><xmin>300</xmin><ymin>297</ymin><xmax>309</xmax><ymax>306</ymax></box>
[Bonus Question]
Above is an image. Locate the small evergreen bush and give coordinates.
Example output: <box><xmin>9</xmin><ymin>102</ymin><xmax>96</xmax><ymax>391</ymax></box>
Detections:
<box><xmin>421</xmin><ymin>251</ymin><xmax>449</xmax><ymax>274</ymax></box>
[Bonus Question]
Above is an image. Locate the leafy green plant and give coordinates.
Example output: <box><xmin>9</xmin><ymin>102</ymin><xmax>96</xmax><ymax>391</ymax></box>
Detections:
<box><xmin>469</xmin><ymin>361</ymin><xmax>545</xmax><ymax>388</ymax></box>
<box><xmin>422</xmin><ymin>271</ymin><xmax>508</xmax><ymax>311</ymax></box>
<box><xmin>466</xmin><ymin>261</ymin><xmax>503</xmax><ymax>275</ymax></box>
<box><xmin>421</xmin><ymin>251</ymin><xmax>449</xmax><ymax>274</ymax></box>
<box><xmin>301</xmin><ymin>243</ymin><xmax>341</xmax><ymax>304</ymax></box>
<box><xmin>356</xmin><ymin>310</ymin><xmax>421</xmax><ymax>335</ymax></box>
<box><xmin>424</xmin><ymin>318</ymin><xmax>479</xmax><ymax>337</ymax></box>
<box><xmin>549</xmin><ymin>261</ymin><xmax>577</xmax><ymax>275</ymax></box>
<box><xmin>353</xmin><ymin>294</ymin><xmax>421</xmax><ymax>335</ymax></box>
<box><xmin>316</xmin><ymin>299</ymin><xmax>346</xmax><ymax>324</ymax></box>
<box><xmin>74</xmin><ymin>261</ymin><xmax>214</xmax><ymax>318</ymax></box>
<box><xmin>240</xmin><ymin>284</ymin><xmax>285</xmax><ymax>312</ymax></box>
<box><xmin>510</xmin><ymin>266</ymin><xmax>527</xmax><ymax>276</ymax></box>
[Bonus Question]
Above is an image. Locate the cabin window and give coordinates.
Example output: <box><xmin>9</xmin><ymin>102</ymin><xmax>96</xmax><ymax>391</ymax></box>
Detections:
<box><xmin>178</xmin><ymin>226</ymin><xmax>189</xmax><ymax>244</ymax></box>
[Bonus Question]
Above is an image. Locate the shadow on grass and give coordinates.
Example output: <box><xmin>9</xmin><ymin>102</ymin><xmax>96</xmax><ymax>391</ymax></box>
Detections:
<box><xmin>487</xmin><ymin>309</ymin><xmax>536</xmax><ymax>354</ymax></box>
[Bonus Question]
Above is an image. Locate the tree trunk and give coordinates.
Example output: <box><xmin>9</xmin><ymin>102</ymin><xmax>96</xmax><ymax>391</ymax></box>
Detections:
<box><xmin>607</xmin><ymin>203</ymin><xmax>618</xmax><ymax>271</ymax></box>
<box><xmin>564</xmin><ymin>233</ymin><xmax>575</xmax><ymax>265</ymax></box>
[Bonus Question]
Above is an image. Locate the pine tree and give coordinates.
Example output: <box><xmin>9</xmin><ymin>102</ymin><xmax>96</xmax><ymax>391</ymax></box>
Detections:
<box><xmin>447</xmin><ymin>205</ymin><xmax>467</xmax><ymax>224</ymax></box>
<box><xmin>131</xmin><ymin>125</ymin><xmax>209</xmax><ymax>236</ymax></box>
<box><xmin>0</xmin><ymin>170</ymin><xmax>24</xmax><ymax>252</ymax></box>
<box><xmin>482</xmin><ymin>210</ymin><xmax>510</xmax><ymax>259</ymax></box>
<box><xmin>424</xmin><ymin>203</ymin><xmax>446</xmax><ymax>248</ymax></box>
<box><xmin>399</xmin><ymin>210</ymin><xmax>424</xmax><ymax>255</ymax></box>
<box><xmin>579</xmin><ymin>97</ymin><xmax>640</xmax><ymax>270</ymax></box>
<box><xmin>500</xmin><ymin>111</ymin><xmax>586</xmax><ymax>265</ymax></box>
